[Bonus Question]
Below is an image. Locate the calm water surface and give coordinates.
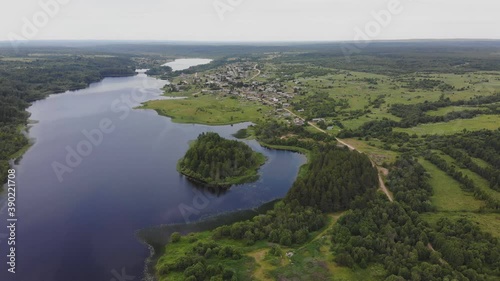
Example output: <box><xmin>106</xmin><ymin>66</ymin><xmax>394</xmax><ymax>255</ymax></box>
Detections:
<box><xmin>0</xmin><ymin>60</ymin><xmax>305</xmax><ymax>281</ymax></box>
<box><xmin>162</xmin><ymin>58</ymin><xmax>212</xmax><ymax>71</ymax></box>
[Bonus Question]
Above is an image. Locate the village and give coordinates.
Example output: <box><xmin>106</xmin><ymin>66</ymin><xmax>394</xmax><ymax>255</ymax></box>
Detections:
<box><xmin>165</xmin><ymin>62</ymin><xmax>325</xmax><ymax>127</ymax></box>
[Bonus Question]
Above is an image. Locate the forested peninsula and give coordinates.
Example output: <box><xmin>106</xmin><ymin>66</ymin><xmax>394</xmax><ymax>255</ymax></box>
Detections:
<box><xmin>177</xmin><ymin>132</ymin><xmax>266</xmax><ymax>188</ymax></box>
<box><xmin>156</xmin><ymin>144</ymin><xmax>380</xmax><ymax>281</ymax></box>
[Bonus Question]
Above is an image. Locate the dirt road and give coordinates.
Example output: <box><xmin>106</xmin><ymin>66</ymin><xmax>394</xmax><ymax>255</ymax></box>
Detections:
<box><xmin>283</xmin><ymin>108</ymin><xmax>393</xmax><ymax>202</ymax></box>
<box><xmin>248</xmin><ymin>64</ymin><xmax>261</xmax><ymax>81</ymax></box>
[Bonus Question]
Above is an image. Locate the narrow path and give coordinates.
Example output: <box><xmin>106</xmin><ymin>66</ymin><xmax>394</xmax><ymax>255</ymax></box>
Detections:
<box><xmin>248</xmin><ymin>213</ymin><xmax>341</xmax><ymax>279</ymax></box>
<box><xmin>427</xmin><ymin>243</ymin><xmax>448</xmax><ymax>265</ymax></box>
<box><xmin>296</xmin><ymin>213</ymin><xmax>342</xmax><ymax>252</ymax></box>
<box><xmin>283</xmin><ymin>108</ymin><xmax>393</xmax><ymax>202</ymax></box>
<box><xmin>248</xmin><ymin>249</ymin><xmax>273</xmax><ymax>281</ymax></box>
<box><xmin>248</xmin><ymin>64</ymin><xmax>261</xmax><ymax>81</ymax></box>
<box><xmin>335</xmin><ymin>137</ymin><xmax>357</xmax><ymax>151</ymax></box>
<box><xmin>377</xmin><ymin>167</ymin><xmax>393</xmax><ymax>202</ymax></box>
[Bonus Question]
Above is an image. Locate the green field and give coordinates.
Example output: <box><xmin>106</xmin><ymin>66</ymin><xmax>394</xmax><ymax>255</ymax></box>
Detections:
<box><xmin>337</xmin><ymin>112</ymin><xmax>401</xmax><ymax>131</ymax></box>
<box><xmin>469</xmin><ymin>155</ymin><xmax>493</xmax><ymax>169</ymax></box>
<box><xmin>285</xmin><ymin>69</ymin><xmax>500</xmax><ymax>131</ymax></box>
<box><xmin>418</xmin><ymin>150</ymin><xmax>500</xmax><ymax>239</ymax></box>
<box><xmin>270</xmin><ymin>233</ymin><xmax>386</xmax><ymax>281</ymax></box>
<box><xmin>140</xmin><ymin>95</ymin><xmax>272</xmax><ymax>125</ymax></box>
<box><xmin>418</xmin><ymin>158</ymin><xmax>485</xmax><ymax>212</ymax></box>
<box><xmin>435</xmin><ymin>152</ymin><xmax>500</xmax><ymax>203</ymax></box>
<box><xmin>394</xmin><ymin>114</ymin><xmax>500</xmax><ymax>136</ymax></box>
<box><xmin>426</xmin><ymin>105</ymin><xmax>488</xmax><ymax>116</ymax></box>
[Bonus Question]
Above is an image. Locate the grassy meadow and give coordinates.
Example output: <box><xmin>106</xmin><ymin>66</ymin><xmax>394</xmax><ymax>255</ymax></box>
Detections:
<box><xmin>394</xmin><ymin>115</ymin><xmax>500</xmax><ymax>136</ymax></box>
<box><xmin>140</xmin><ymin>95</ymin><xmax>271</xmax><ymax>125</ymax></box>
<box><xmin>285</xmin><ymin>69</ymin><xmax>500</xmax><ymax>134</ymax></box>
<box><xmin>418</xmin><ymin>158</ymin><xmax>485</xmax><ymax>212</ymax></box>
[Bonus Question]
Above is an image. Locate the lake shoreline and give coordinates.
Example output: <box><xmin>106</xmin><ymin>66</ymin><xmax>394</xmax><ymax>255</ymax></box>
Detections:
<box><xmin>138</xmin><ymin>134</ymin><xmax>310</xmax><ymax>280</ymax></box>
<box><xmin>4</xmin><ymin>58</ymin><xmax>307</xmax><ymax>281</ymax></box>
<box><xmin>136</xmin><ymin>199</ymin><xmax>280</xmax><ymax>281</ymax></box>
<box><xmin>7</xmin><ymin>71</ymin><xmax>141</xmax><ymax>170</ymax></box>
<box><xmin>176</xmin><ymin>141</ymin><xmax>267</xmax><ymax>190</ymax></box>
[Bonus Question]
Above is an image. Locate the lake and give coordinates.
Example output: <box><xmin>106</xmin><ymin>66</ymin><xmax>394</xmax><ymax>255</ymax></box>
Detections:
<box><xmin>162</xmin><ymin>58</ymin><xmax>212</xmax><ymax>71</ymax></box>
<box><xmin>0</xmin><ymin>59</ymin><xmax>305</xmax><ymax>281</ymax></box>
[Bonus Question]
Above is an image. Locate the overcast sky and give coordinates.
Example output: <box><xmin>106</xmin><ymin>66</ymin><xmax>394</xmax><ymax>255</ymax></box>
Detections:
<box><xmin>1</xmin><ymin>0</ymin><xmax>499</xmax><ymax>42</ymax></box>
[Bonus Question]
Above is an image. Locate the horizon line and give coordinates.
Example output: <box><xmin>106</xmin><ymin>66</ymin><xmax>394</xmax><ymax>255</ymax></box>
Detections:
<box><xmin>1</xmin><ymin>38</ymin><xmax>500</xmax><ymax>45</ymax></box>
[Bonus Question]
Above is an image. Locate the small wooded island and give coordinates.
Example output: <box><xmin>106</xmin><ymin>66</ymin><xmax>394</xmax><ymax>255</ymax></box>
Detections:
<box><xmin>177</xmin><ymin>132</ymin><xmax>266</xmax><ymax>189</ymax></box>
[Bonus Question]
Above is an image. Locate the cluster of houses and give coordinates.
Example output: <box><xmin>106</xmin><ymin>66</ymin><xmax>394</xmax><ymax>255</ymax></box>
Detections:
<box><xmin>169</xmin><ymin>62</ymin><xmax>313</xmax><ymax>124</ymax></box>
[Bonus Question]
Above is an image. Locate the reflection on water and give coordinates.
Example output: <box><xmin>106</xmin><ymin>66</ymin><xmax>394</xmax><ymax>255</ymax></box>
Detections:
<box><xmin>163</xmin><ymin>58</ymin><xmax>213</xmax><ymax>71</ymax></box>
<box><xmin>0</xmin><ymin>64</ymin><xmax>304</xmax><ymax>281</ymax></box>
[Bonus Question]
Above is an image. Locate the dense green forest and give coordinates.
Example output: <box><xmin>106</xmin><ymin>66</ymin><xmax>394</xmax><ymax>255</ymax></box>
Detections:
<box><xmin>332</xmin><ymin>156</ymin><xmax>500</xmax><ymax>280</ymax></box>
<box><xmin>87</xmin><ymin>40</ymin><xmax>500</xmax><ymax>75</ymax></box>
<box><xmin>159</xmin><ymin>147</ymin><xmax>500</xmax><ymax>280</ymax></box>
<box><xmin>177</xmin><ymin>132</ymin><xmax>266</xmax><ymax>188</ymax></box>
<box><xmin>9</xmin><ymin>40</ymin><xmax>500</xmax><ymax>77</ymax></box>
<box><xmin>286</xmin><ymin>145</ymin><xmax>379</xmax><ymax>212</ymax></box>
<box><xmin>272</xmin><ymin>41</ymin><xmax>500</xmax><ymax>75</ymax></box>
<box><xmin>0</xmin><ymin>53</ymin><xmax>136</xmax><ymax>182</ymax></box>
<box><xmin>157</xmin><ymin>144</ymin><xmax>380</xmax><ymax>281</ymax></box>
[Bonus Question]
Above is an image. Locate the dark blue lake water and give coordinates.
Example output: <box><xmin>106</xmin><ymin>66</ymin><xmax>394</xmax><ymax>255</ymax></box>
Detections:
<box><xmin>0</xmin><ymin>60</ymin><xmax>305</xmax><ymax>281</ymax></box>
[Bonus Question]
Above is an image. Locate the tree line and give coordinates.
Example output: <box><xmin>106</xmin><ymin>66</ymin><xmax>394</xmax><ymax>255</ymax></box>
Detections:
<box><xmin>0</xmin><ymin>54</ymin><xmax>136</xmax><ymax>183</ymax></box>
<box><xmin>424</xmin><ymin>151</ymin><xmax>500</xmax><ymax>210</ymax></box>
<box><xmin>389</xmin><ymin>94</ymin><xmax>500</xmax><ymax>128</ymax></box>
<box><xmin>332</xmin><ymin>155</ymin><xmax>500</xmax><ymax>280</ymax></box>
<box><xmin>440</xmin><ymin>146</ymin><xmax>500</xmax><ymax>192</ymax></box>
<box><xmin>426</xmin><ymin>130</ymin><xmax>500</xmax><ymax>193</ymax></box>
<box><xmin>339</xmin><ymin>93</ymin><xmax>500</xmax><ymax>140</ymax></box>
<box><xmin>292</xmin><ymin>92</ymin><xmax>348</xmax><ymax>119</ymax></box>
<box><xmin>177</xmin><ymin>132</ymin><xmax>265</xmax><ymax>188</ymax></box>
<box><xmin>253</xmin><ymin>120</ymin><xmax>337</xmax><ymax>150</ymax></box>
<box><xmin>157</xmin><ymin>143</ymin><xmax>381</xmax><ymax>280</ymax></box>
<box><xmin>285</xmin><ymin>145</ymin><xmax>379</xmax><ymax>212</ymax></box>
